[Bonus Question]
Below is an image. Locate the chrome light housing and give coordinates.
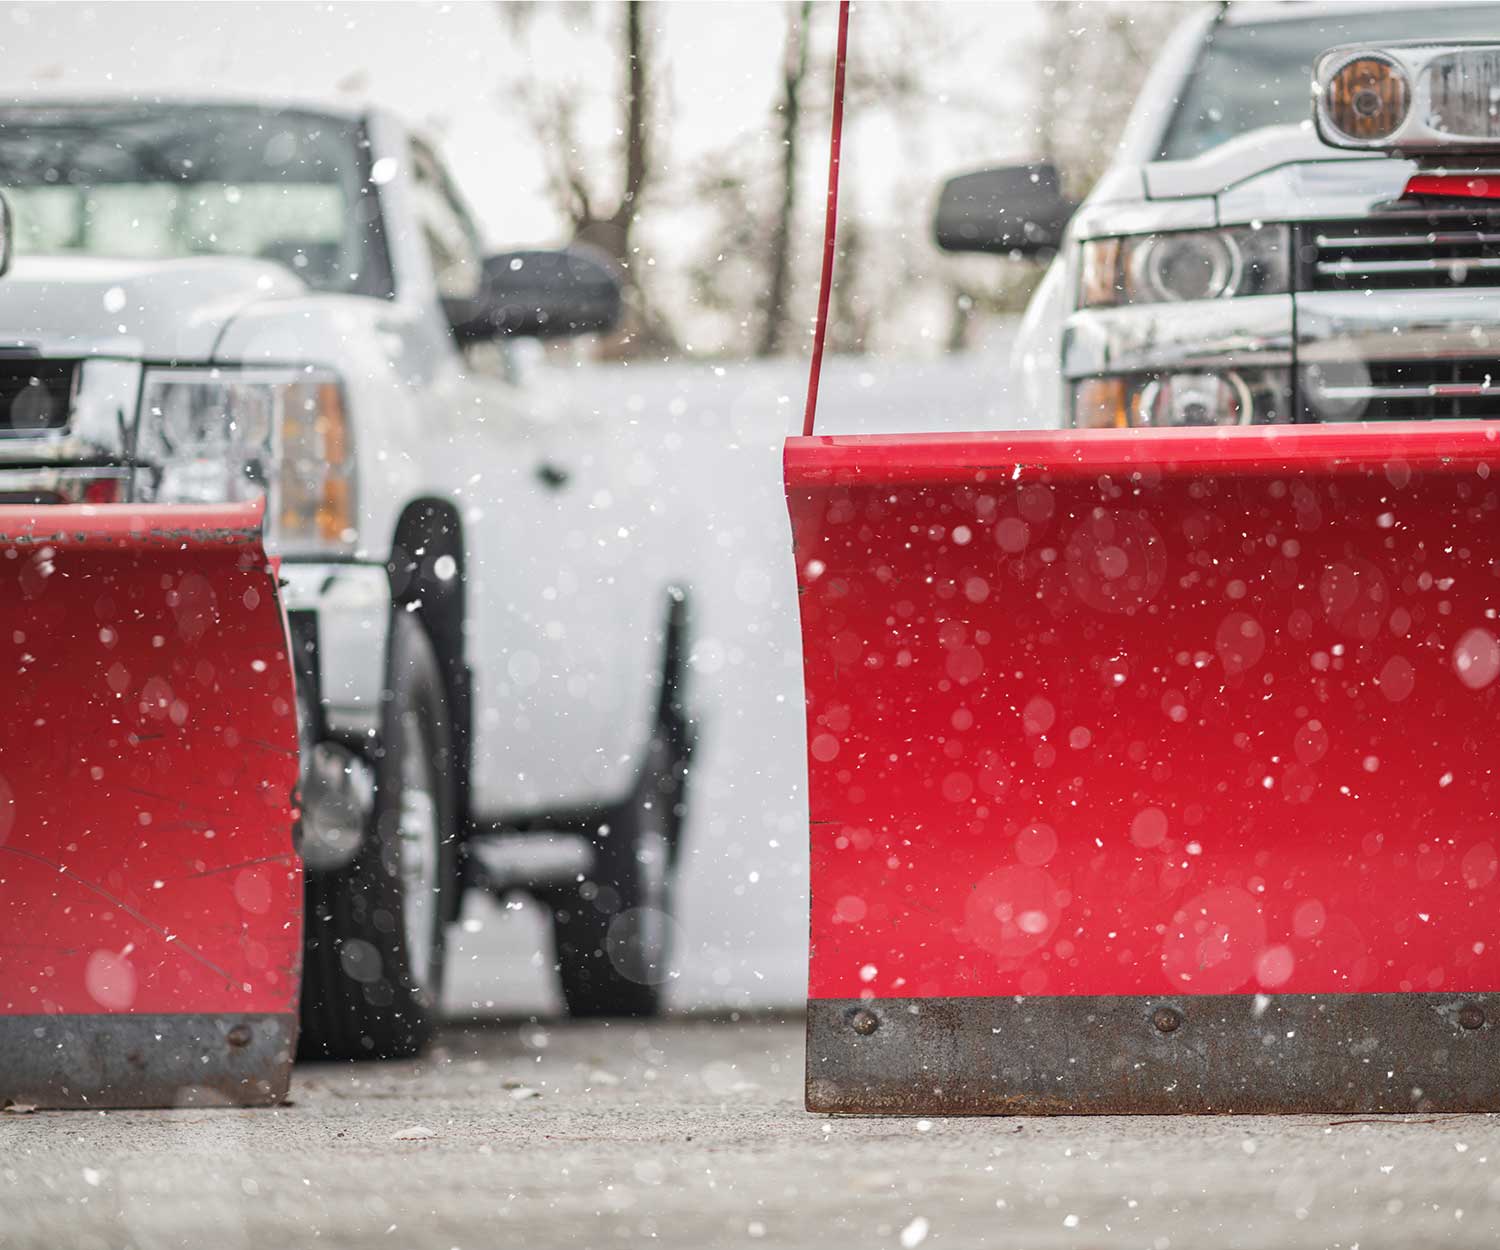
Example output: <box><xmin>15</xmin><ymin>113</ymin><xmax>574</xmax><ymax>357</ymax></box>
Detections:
<box><xmin>1080</xmin><ymin>226</ymin><xmax>1290</xmax><ymax>308</ymax></box>
<box><xmin>137</xmin><ymin>367</ymin><xmax>356</xmax><ymax>552</ymax></box>
<box><xmin>1074</xmin><ymin>367</ymin><xmax>1292</xmax><ymax>429</ymax></box>
<box><xmin>1314</xmin><ymin>42</ymin><xmax>1500</xmax><ymax>152</ymax></box>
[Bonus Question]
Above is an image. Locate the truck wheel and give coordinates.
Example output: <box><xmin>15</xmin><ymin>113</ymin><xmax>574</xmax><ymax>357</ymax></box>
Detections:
<box><xmin>552</xmin><ymin>731</ymin><xmax>686</xmax><ymax>1018</ymax></box>
<box><xmin>299</xmin><ymin>614</ymin><xmax>458</xmax><ymax>1059</ymax></box>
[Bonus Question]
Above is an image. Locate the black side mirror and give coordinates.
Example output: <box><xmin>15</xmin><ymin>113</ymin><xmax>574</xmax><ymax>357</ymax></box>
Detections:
<box><xmin>934</xmin><ymin>163</ymin><xmax>1077</xmax><ymax>258</ymax></box>
<box><xmin>0</xmin><ymin>193</ymin><xmax>12</xmax><ymax>279</ymax></box>
<box><xmin>447</xmin><ymin>245</ymin><xmax>622</xmax><ymax>342</ymax></box>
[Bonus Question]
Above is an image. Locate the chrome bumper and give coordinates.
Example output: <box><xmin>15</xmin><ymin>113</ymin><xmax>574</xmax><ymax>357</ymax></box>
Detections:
<box><xmin>1061</xmin><ymin>296</ymin><xmax>1293</xmax><ymax>379</ymax></box>
<box><xmin>0</xmin><ymin>465</ymin><xmax>134</xmax><ymax>501</ymax></box>
<box><xmin>1296</xmin><ymin>290</ymin><xmax>1500</xmax><ymax>364</ymax></box>
<box><xmin>1062</xmin><ymin>289</ymin><xmax>1500</xmax><ymax>417</ymax></box>
<box><xmin>1064</xmin><ymin>289</ymin><xmax>1500</xmax><ymax>377</ymax></box>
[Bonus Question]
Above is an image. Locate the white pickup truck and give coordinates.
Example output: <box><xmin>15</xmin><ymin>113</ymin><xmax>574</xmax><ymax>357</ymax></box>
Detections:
<box><xmin>0</xmin><ymin>99</ymin><xmax>695</xmax><ymax>1057</ymax></box>
<box><xmin>937</xmin><ymin>1</ymin><xmax>1500</xmax><ymax>429</ymax></box>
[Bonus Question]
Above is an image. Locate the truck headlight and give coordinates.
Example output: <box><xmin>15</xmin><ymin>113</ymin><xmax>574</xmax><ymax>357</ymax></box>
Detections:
<box><xmin>1080</xmin><ymin>226</ymin><xmax>1290</xmax><ymax>308</ymax></box>
<box><xmin>1074</xmin><ymin>367</ymin><xmax>1292</xmax><ymax>428</ymax></box>
<box><xmin>139</xmin><ymin>367</ymin><xmax>356</xmax><ymax>551</ymax></box>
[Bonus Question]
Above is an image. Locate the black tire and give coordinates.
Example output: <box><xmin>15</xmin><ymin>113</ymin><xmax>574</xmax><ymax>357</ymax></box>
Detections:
<box><xmin>299</xmin><ymin>614</ymin><xmax>458</xmax><ymax>1059</ymax></box>
<box><xmin>552</xmin><ymin>729</ymin><xmax>688</xmax><ymax>1018</ymax></box>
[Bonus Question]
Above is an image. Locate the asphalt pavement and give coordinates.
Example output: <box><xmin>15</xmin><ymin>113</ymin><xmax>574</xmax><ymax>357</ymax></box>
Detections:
<box><xmin>5</xmin><ymin>1012</ymin><xmax>1500</xmax><ymax>1250</ymax></box>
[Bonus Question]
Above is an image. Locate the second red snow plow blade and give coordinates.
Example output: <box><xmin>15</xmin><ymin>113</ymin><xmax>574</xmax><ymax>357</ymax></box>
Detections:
<box><xmin>789</xmin><ymin>423</ymin><xmax>1500</xmax><ymax>1115</ymax></box>
<box><xmin>0</xmin><ymin>503</ymin><xmax>301</xmax><ymax>1109</ymax></box>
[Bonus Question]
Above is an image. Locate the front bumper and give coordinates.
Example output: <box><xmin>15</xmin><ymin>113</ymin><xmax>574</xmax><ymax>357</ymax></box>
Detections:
<box><xmin>280</xmin><ymin>560</ymin><xmax>390</xmax><ymax>874</ymax></box>
<box><xmin>279</xmin><ymin>560</ymin><xmax>390</xmax><ymax>746</ymax></box>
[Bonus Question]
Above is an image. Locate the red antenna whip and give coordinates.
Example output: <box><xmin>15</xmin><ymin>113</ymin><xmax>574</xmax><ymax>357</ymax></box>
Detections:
<box><xmin>801</xmin><ymin>0</ymin><xmax>851</xmax><ymax>438</ymax></box>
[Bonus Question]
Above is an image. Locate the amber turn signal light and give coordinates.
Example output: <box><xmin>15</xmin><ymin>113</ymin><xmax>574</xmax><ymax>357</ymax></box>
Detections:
<box><xmin>1074</xmin><ymin>377</ymin><xmax>1130</xmax><ymax>429</ymax></box>
<box><xmin>1320</xmin><ymin>54</ymin><xmax>1410</xmax><ymax>144</ymax></box>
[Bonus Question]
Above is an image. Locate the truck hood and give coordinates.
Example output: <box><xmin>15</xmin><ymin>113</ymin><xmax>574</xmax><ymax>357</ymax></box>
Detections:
<box><xmin>1074</xmin><ymin>124</ymin><xmax>1425</xmax><ymax>240</ymax></box>
<box><xmin>0</xmin><ymin>255</ymin><xmax>305</xmax><ymax>360</ymax></box>
<box><xmin>1143</xmin><ymin>124</ymin><xmax>1391</xmax><ymax>199</ymax></box>
<box><xmin>1130</xmin><ymin>122</ymin><xmax>1426</xmax><ymax>227</ymax></box>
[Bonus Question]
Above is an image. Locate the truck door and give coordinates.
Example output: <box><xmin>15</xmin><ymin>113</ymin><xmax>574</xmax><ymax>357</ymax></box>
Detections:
<box><xmin>406</xmin><ymin>140</ymin><xmax>651</xmax><ymax>817</ymax></box>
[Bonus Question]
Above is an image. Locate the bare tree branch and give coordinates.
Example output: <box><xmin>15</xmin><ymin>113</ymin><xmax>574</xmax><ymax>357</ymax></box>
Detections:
<box><xmin>499</xmin><ymin>0</ymin><xmax>676</xmax><ymax>355</ymax></box>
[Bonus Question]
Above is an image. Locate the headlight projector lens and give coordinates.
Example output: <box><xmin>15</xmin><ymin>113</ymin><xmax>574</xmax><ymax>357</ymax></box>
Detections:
<box><xmin>1138</xmin><ymin>371</ymin><xmax>1253</xmax><ymax>428</ymax></box>
<box><xmin>1132</xmin><ymin>231</ymin><xmax>1241</xmax><ymax>303</ymax></box>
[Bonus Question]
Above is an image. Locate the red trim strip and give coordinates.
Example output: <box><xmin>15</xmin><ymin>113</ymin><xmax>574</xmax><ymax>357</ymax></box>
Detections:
<box><xmin>1404</xmin><ymin>172</ymin><xmax>1500</xmax><ymax>201</ymax></box>
<box><xmin>0</xmin><ymin>499</ymin><xmax>267</xmax><ymax>547</ymax></box>
<box><xmin>785</xmin><ymin>420</ymin><xmax>1500</xmax><ymax>488</ymax></box>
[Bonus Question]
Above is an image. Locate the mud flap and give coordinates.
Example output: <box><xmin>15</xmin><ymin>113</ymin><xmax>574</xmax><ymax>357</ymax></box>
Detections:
<box><xmin>789</xmin><ymin>423</ymin><xmax>1500</xmax><ymax>1115</ymax></box>
<box><xmin>0</xmin><ymin>503</ymin><xmax>301</xmax><ymax>1109</ymax></box>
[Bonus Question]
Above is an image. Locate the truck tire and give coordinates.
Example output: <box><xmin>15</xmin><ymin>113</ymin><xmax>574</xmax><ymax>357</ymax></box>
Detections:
<box><xmin>299</xmin><ymin>613</ymin><xmax>458</xmax><ymax>1059</ymax></box>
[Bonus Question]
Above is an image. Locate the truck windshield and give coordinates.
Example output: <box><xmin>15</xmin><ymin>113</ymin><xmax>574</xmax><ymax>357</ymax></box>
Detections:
<box><xmin>0</xmin><ymin>104</ymin><xmax>387</xmax><ymax>296</ymax></box>
<box><xmin>1160</xmin><ymin>5</ymin><xmax>1500</xmax><ymax>161</ymax></box>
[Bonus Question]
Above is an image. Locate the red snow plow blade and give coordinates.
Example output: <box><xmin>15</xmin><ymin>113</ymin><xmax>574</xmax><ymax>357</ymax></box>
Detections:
<box><xmin>0</xmin><ymin>503</ymin><xmax>301</xmax><ymax>1109</ymax></box>
<box><xmin>789</xmin><ymin>422</ymin><xmax>1500</xmax><ymax>1115</ymax></box>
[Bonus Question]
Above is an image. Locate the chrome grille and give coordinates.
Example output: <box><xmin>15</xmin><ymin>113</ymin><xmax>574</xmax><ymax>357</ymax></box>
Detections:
<box><xmin>1305</xmin><ymin>358</ymin><xmax>1500</xmax><ymax>422</ymax></box>
<box><xmin>1303</xmin><ymin>213</ymin><xmax>1500</xmax><ymax>291</ymax></box>
<box><xmin>0</xmin><ymin>359</ymin><xmax>76</xmax><ymax>434</ymax></box>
